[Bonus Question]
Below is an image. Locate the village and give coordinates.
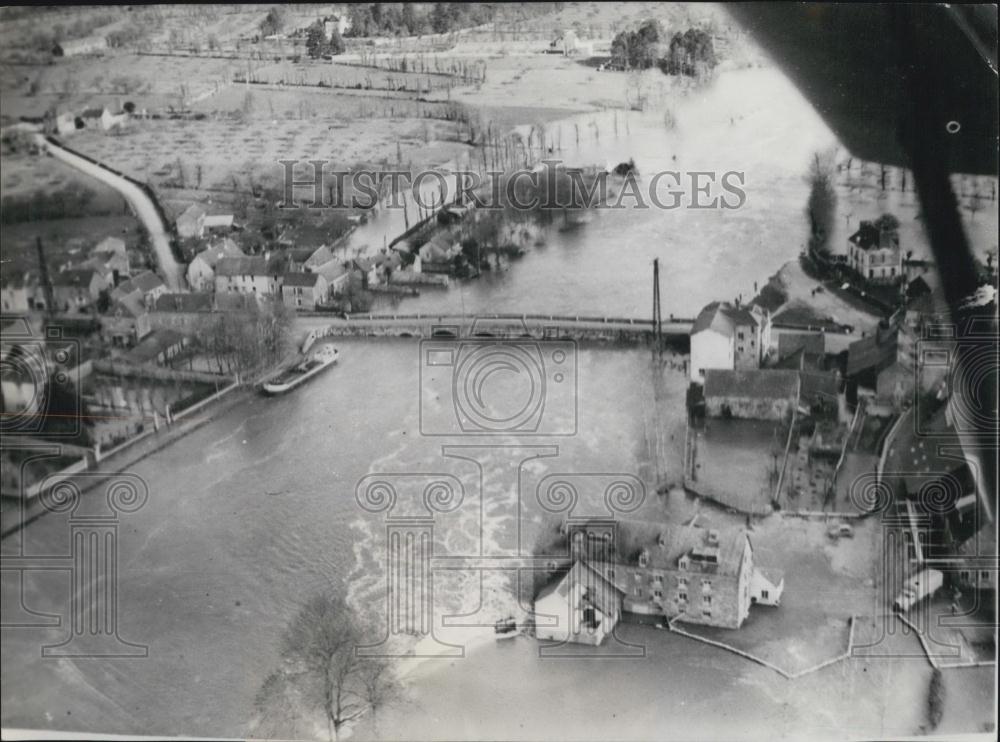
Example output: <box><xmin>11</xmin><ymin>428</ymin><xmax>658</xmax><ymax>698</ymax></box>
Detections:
<box><xmin>1</xmin><ymin>4</ymin><xmax>997</xmax><ymax>742</ymax></box>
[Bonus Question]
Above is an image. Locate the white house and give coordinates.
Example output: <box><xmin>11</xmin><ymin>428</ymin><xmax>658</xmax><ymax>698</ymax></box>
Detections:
<box><xmin>187</xmin><ymin>238</ymin><xmax>245</xmax><ymax>291</ymax></box>
<box><xmin>176</xmin><ymin>204</ymin><xmax>207</xmax><ymax>239</ymax></box>
<box><xmin>848</xmin><ymin>219</ymin><xmax>903</xmax><ymax>285</ymax></box>
<box><xmin>690</xmin><ymin>301</ymin><xmax>772</xmax><ymax>383</ymax></box>
<box><xmin>214</xmin><ymin>255</ymin><xmax>283</xmax><ymax>295</ymax></box>
<box><xmin>750</xmin><ymin>567</ymin><xmax>785</xmax><ymax>606</ymax></box>
<box><xmin>534</xmin><ymin>560</ymin><xmax>623</xmax><ymax>646</ymax></box>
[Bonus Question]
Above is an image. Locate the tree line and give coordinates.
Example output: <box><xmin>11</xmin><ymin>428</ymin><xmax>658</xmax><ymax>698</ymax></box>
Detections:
<box><xmin>611</xmin><ymin>19</ymin><xmax>718</xmax><ymax>78</ymax></box>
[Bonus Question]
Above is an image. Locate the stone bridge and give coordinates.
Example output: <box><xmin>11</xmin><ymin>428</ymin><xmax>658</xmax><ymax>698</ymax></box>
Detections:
<box><xmin>298</xmin><ymin>312</ymin><xmax>694</xmax><ymax>345</ymax></box>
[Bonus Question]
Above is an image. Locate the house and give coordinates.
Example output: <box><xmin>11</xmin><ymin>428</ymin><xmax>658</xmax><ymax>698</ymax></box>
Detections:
<box><xmin>110</xmin><ymin>270</ymin><xmax>167</xmax><ymax>306</ymax></box>
<box><xmin>373</xmin><ymin>251</ymin><xmax>403</xmax><ymax>283</ymax></box>
<box><xmin>953</xmin><ymin>522</ymin><xmax>997</xmax><ymax>594</ymax></box>
<box><xmin>303</xmin><ymin>244</ymin><xmax>340</xmax><ymax>274</ymax></box>
<box><xmin>149</xmin><ymin>292</ymin><xmax>260</xmax><ymax>332</ymax></box>
<box><xmin>690</xmin><ymin>301</ymin><xmax>772</xmax><ymax>383</ymax></box>
<box><xmin>51</xmin><ymin>268</ymin><xmax>109</xmax><ymax>312</ymax></box>
<box><xmin>534</xmin><ymin>560</ymin><xmax>623</xmax><ymax>646</ymax></box>
<box><xmin>846</xmin><ymin>326</ymin><xmax>917</xmax><ymax>408</ymax></box>
<box><xmin>323</xmin><ymin>13</ymin><xmax>350</xmax><ymax>38</ymax></box>
<box><xmin>214</xmin><ymin>256</ymin><xmax>283</xmax><ymax>295</ymax></box>
<box><xmin>281</xmin><ymin>272</ymin><xmax>329</xmax><ymax>310</ymax></box>
<box><xmin>176</xmin><ymin>204</ymin><xmax>207</xmax><ymax>239</ymax></box>
<box><xmin>1</xmin><ymin>273</ymin><xmax>33</xmax><ymax>313</ymax></box>
<box><xmin>52</xmin><ymin>36</ymin><xmax>108</xmax><ymax>57</ymax></box>
<box><xmin>417</xmin><ymin>233</ymin><xmax>460</xmax><ymax>274</ymax></box>
<box><xmin>203</xmin><ymin>214</ymin><xmax>234</xmax><ymax>232</ymax></box>
<box><xmin>561</xmin><ymin>519</ymin><xmax>781</xmax><ymax>630</ymax></box>
<box><xmin>124</xmin><ymin>328</ymin><xmax>189</xmax><ymax>366</ymax></box>
<box><xmin>100</xmin><ymin>293</ymin><xmax>151</xmax><ymax>348</ymax></box>
<box><xmin>187</xmin><ymin>239</ymin><xmax>246</xmax><ymax>292</ymax></box>
<box><xmin>315</xmin><ymin>261</ymin><xmax>350</xmax><ymax>295</ymax></box>
<box><xmin>703</xmin><ymin>368</ymin><xmax>801</xmax><ymax>420</ymax></box>
<box><xmin>55</xmin><ymin>111</ymin><xmax>78</xmax><ymax>135</ymax></box>
<box><xmin>285</xmin><ymin>247</ymin><xmax>316</xmax><ymax>273</ymax></box>
<box><xmin>78</xmin><ymin>107</ymin><xmax>106</xmax><ymax>129</ymax></box>
<box><xmin>749</xmin><ymin>567</ymin><xmax>785</xmax><ymax>606</ymax></box>
<box><xmin>847</xmin><ymin>219</ymin><xmax>903</xmax><ymax>284</ymax></box>
<box><xmin>798</xmin><ymin>370</ymin><xmax>841</xmax><ymax>415</ymax></box>
<box><xmin>88</xmin><ymin>236</ymin><xmax>130</xmax><ymax>283</ymax></box>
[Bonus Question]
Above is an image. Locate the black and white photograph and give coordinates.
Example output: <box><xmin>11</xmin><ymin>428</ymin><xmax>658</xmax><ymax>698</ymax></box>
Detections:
<box><xmin>1</xmin><ymin>3</ymin><xmax>997</xmax><ymax>740</ymax></box>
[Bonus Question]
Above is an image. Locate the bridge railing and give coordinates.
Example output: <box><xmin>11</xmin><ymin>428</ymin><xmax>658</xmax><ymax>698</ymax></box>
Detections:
<box><xmin>338</xmin><ymin>312</ymin><xmax>695</xmax><ymax>326</ymax></box>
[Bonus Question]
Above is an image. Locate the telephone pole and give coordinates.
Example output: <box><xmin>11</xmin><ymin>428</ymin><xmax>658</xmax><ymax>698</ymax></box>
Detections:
<box><xmin>652</xmin><ymin>258</ymin><xmax>662</xmax><ymax>360</ymax></box>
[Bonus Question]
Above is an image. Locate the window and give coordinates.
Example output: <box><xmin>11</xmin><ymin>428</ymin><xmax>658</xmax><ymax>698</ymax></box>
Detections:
<box><xmin>677</xmin><ymin>577</ymin><xmax>688</xmax><ymax>589</ymax></box>
<box><xmin>634</xmin><ymin>586</ymin><xmax>642</xmax><ymax>597</ymax></box>
<box><xmin>702</xmin><ymin>595</ymin><xmax>712</xmax><ymax>606</ymax></box>
<box><xmin>608</xmin><ymin>568</ymin><xmax>615</xmax><ymax>580</ymax></box>
<box><xmin>702</xmin><ymin>609</ymin><xmax>712</xmax><ymax>619</ymax></box>
<box><xmin>761</xmin><ymin>589</ymin><xmax>769</xmax><ymax>600</ymax></box>
<box><xmin>981</xmin><ymin>571</ymin><xmax>990</xmax><ymax>581</ymax></box>
<box><xmin>701</xmin><ymin>579</ymin><xmax>712</xmax><ymax>591</ymax></box>
<box><xmin>961</xmin><ymin>570</ymin><xmax>970</xmax><ymax>581</ymax></box>
<box><xmin>737</xmin><ymin>331</ymin><xmax>745</xmax><ymax>340</ymax></box>
<box><xmin>737</xmin><ymin>346</ymin><xmax>744</xmax><ymax>353</ymax></box>
<box><xmin>677</xmin><ymin>591</ymin><xmax>688</xmax><ymax>603</ymax></box>
<box><xmin>652</xmin><ymin>574</ymin><xmax>663</xmax><ymax>587</ymax></box>
<box><xmin>653</xmin><ymin>589</ymin><xmax>663</xmax><ymax>600</ymax></box>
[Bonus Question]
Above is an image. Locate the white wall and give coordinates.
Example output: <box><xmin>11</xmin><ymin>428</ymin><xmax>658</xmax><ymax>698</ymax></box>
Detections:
<box><xmin>690</xmin><ymin>328</ymin><xmax>734</xmax><ymax>383</ymax></box>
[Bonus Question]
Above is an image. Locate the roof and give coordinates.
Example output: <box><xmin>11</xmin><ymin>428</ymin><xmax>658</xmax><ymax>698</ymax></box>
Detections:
<box><xmin>535</xmin><ymin>560</ymin><xmax>623</xmax><ymax>618</ymax></box>
<box><xmin>193</xmin><ymin>239</ymin><xmax>245</xmax><ymax>268</ymax></box>
<box><xmin>691</xmin><ymin>301</ymin><xmax>763</xmax><ymax>337</ymax></box>
<box><xmin>125</xmin><ymin>329</ymin><xmax>187</xmax><ymax>363</ymax></box>
<box><xmin>907</xmin><ymin>275</ymin><xmax>932</xmax><ymax>298</ymax></box>
<box><xmin>756</xmin><ymin>567</ymin><xmax>785</xmax><ymax>586</ymax></box>
<box><xmin>778</xmin><ymin>331</ymin><xmax>825</xmax><ymax>358</ymax></box>
<box><xmin>80</xmin><ymin>107</ymin><xmax>105</xmax><ymax>119</ymax></box>
<box><xmin>282</xmin><ymin>272</ymin><xmax>321</xmax><ymax>288</ymax></box>
<box><xmin>286</xmin><ymin>247</ymin><xmax>315</xmax><ymax>265</ymax></box>
<box><xmin>55</xmin><ymin>36</ymin><xmax>108</xmax><ymax>53</ymax></box>
<box><xmin>153</xmin><ymin>292</ymin><xmax>214</xmax><ymax>314</ymax></box>
<box><xmin>849</xmin><ymin>220</ymin><xmax>899</xmax><ymax>252</ymax></box>
<box><xmin>116</xmin><ymin>270</ymin><xmax>165</xmax><ymax>296</ymax></box>
<box><xmin>177</xmin><ymin>203</ymin><xmax>207</xmax><ymax>225</ymax></box>
<box><xmin>573</xmin><ymin>519</ymin><xmax>749</xmax><ymax>579</ymax></box>
<box><xmin>304</xmin><ymin>245</ymin><xmax>337</xmax><ymax>269</ymax></box>
<box><xmin>846</xmin><ymin>327</ymin><xmax>901</xmax><ymax>376</ymax></box>
<box><xmin>215</xmin><ymin>256</ymin><xmax>278</xmax><ymax>277</ymax></box>
<box><xmin>799</xmin><ymin>370</ymin><xmax>840</xmax><ymax>402</ymax></box>
<box><xmin>52</xmin><ymin>268</ymin><xmax>100</xmax><ymax>287</ymax></box>
<box><xmin>203</xmin><ymin>214</ymin><xmax>234</xmax><ymax>229</ymax></box>
<box><xmin>110</xmin><ymin>292</ymin><xmax>146</xmax><ymax>319</ymax></box>
<box><xmin>94</xmin><ymin>236</ymin><xmax>126</xmax><ymax>255</ymax></box>
<box><xmin>352</xmin><ymin>257</ymin><xmax>376</xmax><ymax>272</ymax></box>
<box><xmin>316</xmin><ymin>261</ymin><xmax>348</xmax><ymax>282</ymax></box>
<box><xmin>704</xmin><ymin>369</ymin><xmax>801</xmax><ymax>400</ymax></box>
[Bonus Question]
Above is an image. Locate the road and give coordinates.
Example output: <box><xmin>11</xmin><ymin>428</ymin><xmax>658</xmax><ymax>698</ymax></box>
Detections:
<box><xmin>36</xmin><ymin>135</ymin><xmax>186</xmax><ymax>290</ymax></box>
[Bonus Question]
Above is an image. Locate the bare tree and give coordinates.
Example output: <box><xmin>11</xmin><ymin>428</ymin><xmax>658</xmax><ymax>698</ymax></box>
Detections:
<box><xmin>255</xmin><ymin>593</ymin><xmax>401</xmax><ymax>741</ymax></box>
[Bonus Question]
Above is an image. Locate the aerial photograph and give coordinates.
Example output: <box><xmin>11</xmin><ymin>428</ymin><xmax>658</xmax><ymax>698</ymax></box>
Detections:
<box><xmin>1</xmin><ymin>3</ymin><xmax>997</xmax><ymax>741</ymax></box>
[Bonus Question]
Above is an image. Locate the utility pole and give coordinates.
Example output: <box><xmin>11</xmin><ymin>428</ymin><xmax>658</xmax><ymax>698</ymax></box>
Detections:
<box><xmin>652</xmin><ymin>257</ymin><xmax>662</xmax><ymax>360</ymax></box>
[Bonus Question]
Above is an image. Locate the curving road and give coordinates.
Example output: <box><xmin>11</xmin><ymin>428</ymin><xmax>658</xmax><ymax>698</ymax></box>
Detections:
<box><xmin>35</xmin><ymin>134</ymin><xmax>185</xmax><ymax>290</ymax></box>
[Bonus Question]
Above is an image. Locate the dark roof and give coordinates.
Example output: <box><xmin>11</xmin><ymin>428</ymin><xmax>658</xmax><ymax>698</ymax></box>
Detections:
<box><xmin>115</xmin><ymin>270</ymin><xmax>164</xmax><ymax>296</ymax></box>
<box><xmin>799</xmin><ymin>370</ymin><xmax>840</xmax><ymax>403</ymax></box>
<box><xmin>153</xmin><ymin>292</ymin><xmax>213</xmax><ymax>313</ymax></box>
<box><xmin>907</xmin><ymin>275</ymin><xmax>932</xmax><ymax>298</ymax></box>
<box><xmin>691</xmin><ymin>301</ymin><xmax>762</xmax><ymax>337</ymax></box>
<box><xmin>849</xmin><ymin>220</ymin><xmax>899</xmax><ymax>251</ymax></box>
<box><xmin>52</xmin><ymin>268</ymin><xmax>99</xmax><ymax>287</ymax></box>
<box><xmin>125</xmin><ymin>329</ymin><xmax>187</xmax><ymax>363</ymax></box>
<box><xmin>572</xmin><ymin>519</ymin><xmax>749</xmax><ymax>579</ymax></box>
<box><xmin>778</xmin><ymin>332</ymin><xmax>825</xmax><ymax>358</ymax></box>
<box><xmin>846</xmin><ymin>327</ymin><xmax>900</xmax><ymax>376</ymax></box>
<box><xmin>704</xmin><ymin>369</ymin><xmax>801</xmax><ymax>400</ymax></box>
<box><xmin>282</xmin><ymin>272</ymin><xmax>320</xmax><ymax>288</ymax></box>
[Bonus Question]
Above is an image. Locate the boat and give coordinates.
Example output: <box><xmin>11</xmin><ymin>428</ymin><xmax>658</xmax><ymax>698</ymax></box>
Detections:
<box><xmin>261</xmin><ymin>344</ymin><xmax>339</xmax><ymax>395</ymax></box>
<box><xmin>494</xmin><ymin>616</ymin><xmax>518</xmax><ymax>640</ymax></box>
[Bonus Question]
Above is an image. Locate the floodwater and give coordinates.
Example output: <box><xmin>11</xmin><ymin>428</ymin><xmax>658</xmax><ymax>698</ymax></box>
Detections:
<box><xmin>367</xmin><ymin>67</ymin><xmax>841</xmax><ymax>318</ymax></box>
<box><xmin>1</xmin><ymin>339</ymin><xmax>690</xmax><ymax>737</ymax></box>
